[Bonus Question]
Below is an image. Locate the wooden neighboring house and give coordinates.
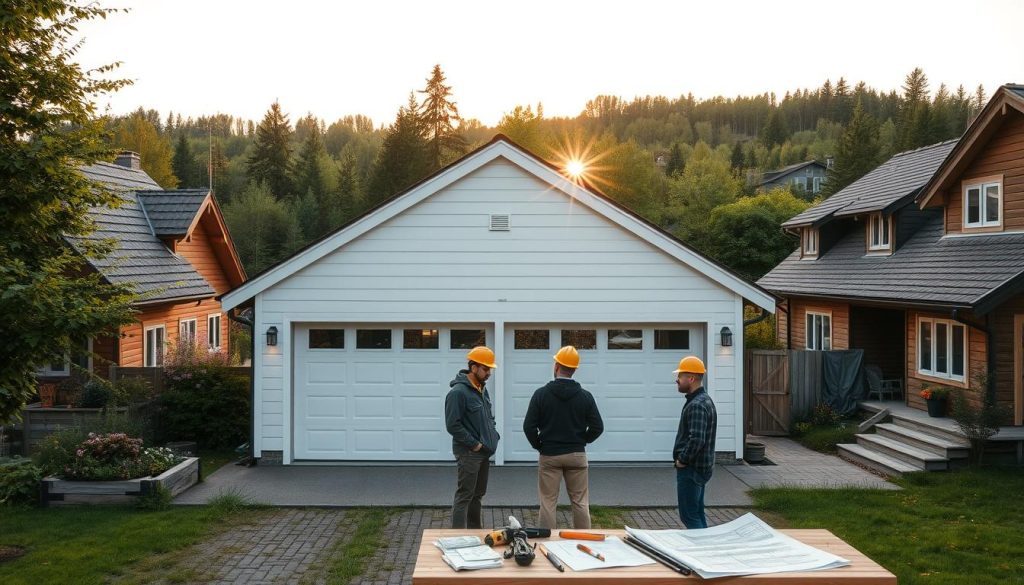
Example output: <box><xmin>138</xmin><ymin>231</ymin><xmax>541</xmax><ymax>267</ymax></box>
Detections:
<box><xmin>219</xmin><ymin>135</ymin><xmax>776</xmax><ymax>465</ymax></box>
<box><xmin>759</xmin><ymin>84</ymin><xmax>1024</xmax><ymax>427</ymax></box>
<box><xmin>36</xmin><ymin>151</ymin><xmax>245</xmax><ymax>387</ymax></box>
<box><xmin>757</xmin><ymin>160</ymin><xmax>829</xmax><ymax>195</ymax></box>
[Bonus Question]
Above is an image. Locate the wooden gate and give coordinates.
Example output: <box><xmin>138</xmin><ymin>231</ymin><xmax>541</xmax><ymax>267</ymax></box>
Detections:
<box><xmin>746</xmin><ymin>350</ymin><xmax>791</xmax><ymax>435</ymax></box>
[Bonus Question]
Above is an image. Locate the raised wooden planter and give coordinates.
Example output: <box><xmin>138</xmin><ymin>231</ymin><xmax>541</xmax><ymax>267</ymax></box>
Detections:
<box><xmin>41</xmin><ymin>456</ymin><xmax>199</xmax><ymax>506</ymax></box>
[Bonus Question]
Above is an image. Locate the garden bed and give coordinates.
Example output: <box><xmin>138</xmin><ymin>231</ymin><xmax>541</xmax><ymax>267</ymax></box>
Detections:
<box><xmin>41</xmin><ymin>456</ymin><xmax>199</xmax><ymax>506</ymax></box>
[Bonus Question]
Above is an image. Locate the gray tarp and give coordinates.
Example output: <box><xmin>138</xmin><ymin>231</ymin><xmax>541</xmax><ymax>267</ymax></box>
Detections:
<box><xmin>822</xmin><ymin>350</ymin><xmax>864</xmax><ymax>417</ymax></box>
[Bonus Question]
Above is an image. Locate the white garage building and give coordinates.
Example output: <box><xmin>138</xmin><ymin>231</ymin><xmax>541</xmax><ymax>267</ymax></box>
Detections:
<box><xmin>221</xmin><ymin>136</ymin><xmax>775</xmax><ymax>465</ymax></box>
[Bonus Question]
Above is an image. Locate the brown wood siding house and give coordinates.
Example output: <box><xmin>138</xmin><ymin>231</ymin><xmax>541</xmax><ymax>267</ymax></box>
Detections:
<box><xmin>760</xmin><ymin>85</ymin><xmax>1024</xmax><ymax>426</ymax></box>
<box><xmin>46</xmin><ymin>152</ymin><xmax>245</xmax><ymax>384</ymax></box>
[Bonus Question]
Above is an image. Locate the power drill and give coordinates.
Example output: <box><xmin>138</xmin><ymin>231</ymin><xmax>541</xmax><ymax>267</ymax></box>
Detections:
<box><xmin>484</xmin><ymin>516</ymin><xmax>550</xmax><ymax>546</ymax></box>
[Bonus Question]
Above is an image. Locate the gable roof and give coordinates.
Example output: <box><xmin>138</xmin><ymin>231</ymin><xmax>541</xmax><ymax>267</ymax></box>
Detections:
<box><xmin>758</xmin><ymin>160</ymin><xmax>826</xmax><ymax>186</ymax></box>
<box><xmin>917</xmin><ymin>84</ymin><xmax>1024</xmax><ymax>208</ymax></box>
<box><xmin>220</xmin><ymin>135</ymin><xmax>776</xmax><ymax>312</ymax></box>
<box><xmin>759</xmin><ymin>210</ymin><xmax>1024</xmax><ymax>313</ymax></box>
<box><xmin>73</xmin><ymin>163</ymin><xmax>216</xmax><ymax>304</ymax></box>
<box><xmin>137</xmin><ymin>190</ymin><xmax>210</xmax><ymax>237</ymax></box>
<box><xmin>781</xmin><ymin>140</ymin><xmax>957</xmax><ymax>229</ymax></box>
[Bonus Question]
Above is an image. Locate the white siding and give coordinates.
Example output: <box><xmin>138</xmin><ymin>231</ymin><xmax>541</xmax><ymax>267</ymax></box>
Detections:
<box><xmin>254</xmin><ymin>159</ymin><xmax>744</xmax><ymax>461</ymax></box>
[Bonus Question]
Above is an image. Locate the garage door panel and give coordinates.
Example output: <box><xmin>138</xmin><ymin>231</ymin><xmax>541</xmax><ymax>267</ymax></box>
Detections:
<box><xmin>354</xmin><ymin>362</ymin><xmax>394</xmax><ymax>383</ymax></box>
<box><xmin>399</xmin><ymin>361</ymin><xmax>442</xmax><ymax>382</ymax></box>
<box><xmin>400</xmin><ymin>396</ymin><xmax>443</xmax><ymax>418</ymax></box>
<box><xmin>401</xmin><ymin>430</ymin><xmax>445</xmax><ymax>453</ymax></box>
<box><xmin>603</xmin><ymin>398</ymin><xmax>645</xmax><ymax>418</ymax></box>
<box><xmin>353</xmin><ymin>396</ymin><xmax>394</xmax><ymax>418</ymax></box>
<box><xmin>308</xmin><ymin>430</ymin><xmax>346</xmax><ymax>452</ymax></box>
<box><xmin>307</xmin><ymin>362</ymin><xmax>346</xmax><ymax>382</ymax></box>
<box><xmin>306</xmin><ymin>396</ymin><xmax>347</xmax><ymax>417</ymax></box>
<box><xmin>353</xmin><ymin>430</ymin><xmax>395</xmax><ymax>454</ymax></box>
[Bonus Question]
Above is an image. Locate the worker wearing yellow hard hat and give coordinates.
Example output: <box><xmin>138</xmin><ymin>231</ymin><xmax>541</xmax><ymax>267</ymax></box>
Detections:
<box><xmin>444</xmin><ymin>346</ymin><xmax>500</xmax><ymax>528</ymax></box>
<box><xmin>671</xmin><ymin>355</ymin><xmax>717</xmax><ymax>529</ymax></box>
<box><xmin>523</xmin><ymin>345</ymin><xmax>604</xmax><ymax>529</ymax></box>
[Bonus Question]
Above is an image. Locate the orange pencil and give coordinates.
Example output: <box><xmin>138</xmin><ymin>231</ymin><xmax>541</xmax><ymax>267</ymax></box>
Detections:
<box><xmin>577</xmin><ymin>543</ymin><xmax>605</xmax><ymax>561</ymax></box>
<box><xmin>559</xmin><ymin>531</ymin><xmax>606</xmax><ymax>541</ymax></box>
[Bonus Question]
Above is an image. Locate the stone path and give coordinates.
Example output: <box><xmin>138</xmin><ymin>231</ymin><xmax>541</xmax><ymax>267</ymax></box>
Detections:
<box><xmin>729</xmin><ymin>436</ymin><xmax>897</xmax><ymax>490</ymax></box>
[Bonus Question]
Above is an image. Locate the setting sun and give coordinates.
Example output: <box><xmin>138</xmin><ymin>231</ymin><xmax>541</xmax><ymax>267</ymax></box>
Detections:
<box><xmin>566</xmin><ymin>159</ymin><xmax>586</xmax><ymax>178</ymax></box>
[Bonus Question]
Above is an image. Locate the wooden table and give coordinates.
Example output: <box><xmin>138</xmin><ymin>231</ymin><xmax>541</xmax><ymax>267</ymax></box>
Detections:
<box><xmin>413</xmin><ymin>529</ymin><xmax>896</xmax><ymax>584</ymax></box>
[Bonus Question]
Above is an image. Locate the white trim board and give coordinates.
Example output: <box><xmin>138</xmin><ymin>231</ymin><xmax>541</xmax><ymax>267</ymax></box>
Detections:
<box><xmin>221</xmin><ymin>139</ymin><xmax>775</xmax><ymax>313</ymax></box>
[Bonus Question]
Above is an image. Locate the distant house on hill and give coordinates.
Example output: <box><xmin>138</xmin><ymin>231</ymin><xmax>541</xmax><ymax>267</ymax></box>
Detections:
<box><xmin>36</xmin><ymin>151</ymin><xmax>246</xmax><ymax>385</ymax></box>
<box><xmin>757</xmin><ymin>160</ymin><xmax>829</xmax><ymax>196</ymax></box>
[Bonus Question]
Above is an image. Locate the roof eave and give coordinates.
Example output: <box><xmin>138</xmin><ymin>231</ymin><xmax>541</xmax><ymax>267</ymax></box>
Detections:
<box><xmin>762</xmin><ymin>289</ymin><xmax>971</xmax><ymax>312</ymax></box>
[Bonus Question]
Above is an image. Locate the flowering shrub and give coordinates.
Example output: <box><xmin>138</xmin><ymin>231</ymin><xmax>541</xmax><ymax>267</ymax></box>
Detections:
<box><xmin>920</xmin><ymin>386</ymin><xmax>951</xmax><ymax>401</ymax></box>
<box><xmin>58</xmin><ymin>433</ymin><xmax>183</xmax><ymax>481</ymax></box>
<box><xmin>810</xmin><ymin>403</ymin><xmax>843</xmax><ymax>427</ymax></box>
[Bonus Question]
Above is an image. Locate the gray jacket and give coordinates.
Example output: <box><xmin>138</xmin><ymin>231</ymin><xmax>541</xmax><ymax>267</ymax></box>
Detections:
<box><xmin>444</xmin><ymin>370</ymin><xmax>500</xmax><ymax>455</ymax></box>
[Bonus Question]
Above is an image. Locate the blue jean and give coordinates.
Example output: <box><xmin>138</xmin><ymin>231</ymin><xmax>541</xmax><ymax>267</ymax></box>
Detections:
<box><xmin>676</xmin><ymin>466</ymin><xmax>711</xmax><ymax>529</ymax></box>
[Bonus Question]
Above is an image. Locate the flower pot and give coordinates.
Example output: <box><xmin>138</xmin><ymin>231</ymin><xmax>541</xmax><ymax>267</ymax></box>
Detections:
<box><xmin>744</xmin><ymin>441</ymin><xmax>766</xmax><ymax>464</ymax></box>
<box><xmin>926</xmin><ymin>398</ymin><xmax>947</xmax><ymax>417</ymax></box>
<box><xmin>38</xmin><ymin>383</ymin><xmax>57</xmax><ymax>408</ymax></box>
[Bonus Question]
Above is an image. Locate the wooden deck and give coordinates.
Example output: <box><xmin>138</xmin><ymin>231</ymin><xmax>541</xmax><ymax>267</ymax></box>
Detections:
<box><xmin>413</xmin><ymin>529</ymin><xmax>896</xmax><ymax>584</ymax></box>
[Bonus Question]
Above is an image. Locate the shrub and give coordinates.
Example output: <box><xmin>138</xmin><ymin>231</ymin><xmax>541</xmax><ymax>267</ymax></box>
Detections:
<box><xmin>112</xmin><ymin>377</ymin><xmax>154</xmax><ymax>405</ymax></box>
<box><xmin>159</xmin><ymin>344</ymin><xmax>250</xmax><ymax>450</ymax></box>
<box><xmin>35</xmin><ymin>427</ymin><xmax>88</xmax><ymax>476</ymax></box>
<box><xmin>135</xmin><ymin>483</ymin><xmax>172</xmax><ymax>511</ymax></box>
<box><xmin>951</xmin><ymin>380</ymin><xmax>1010</xmax><ymax>465</ymax></box>
<box><xmin>78</xmin><ymin>378</ymin><xmax>114</xmax><ymax>408</ymax></box>
<box><xmin>53</xmin><ymin>433</ymin><xmax>182</xmax><ymax>481</ymax></box>
<box><xmin>810</xmin><ymin>403</ymin><xmax>843</xmax><ymax>427</ymax></box>
<box><xmin>0</xmin><ymin>457</ymin><xmax>43</xmax><ymax>507</ymax></box>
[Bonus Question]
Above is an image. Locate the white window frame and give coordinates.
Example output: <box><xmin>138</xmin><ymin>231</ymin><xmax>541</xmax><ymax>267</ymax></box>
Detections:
<box><xmin>806</xmin><ymin>311</ymin><xmax>832</xmax><ymax>351</ymax></box>
<box><xmin>917</xmin><ymin>316</ymin><xmax>967</xmax><ymax>382</ymax></box>
<box><xmin>812</xmin><ymin>176</ymin><xmax>822</xmax><ymax>193</ymax></box>
<box><xmin>868</xmin><ymin>213</ymin><xmax>891</xmax><ymax>251</ymax></box>
<box><xmin>963</xmin><ymin>176</ymin><xmax>1002</xmax><ymax>230</ymax></box>
<box><xmin>36</xmin><ymin>355</ymin><xmax>71</xmax><ymax>377</ymax></box>
<box><xmin>179</xmin><ymin>318</ymin><xmax>197</xmax><ymax>345</ymax></box>
<box><xmin>802</xmin><ymin>228</ymin><xmax>818</xmax><ymax>258</ymax></box>
<box><xmin>144</xmin><ymin>324</ymin><xmax>166</xmax><ymax>367</ymax></box>
<box><xmin>207</xmin><ymin>313</ymin><xmax>222</xmax><ymax>350</ymax></box>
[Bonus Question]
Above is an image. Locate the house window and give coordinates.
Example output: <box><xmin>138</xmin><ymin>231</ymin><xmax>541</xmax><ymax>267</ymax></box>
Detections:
<box><xmin>36</xmin><ymin>356</ymin><xmax>71</xmax><ymax>377</ymax></box>
<box><xmin>403</xmin><ymin>328</ymin><xmax>439</xmax><ymax>349</ymax></box>
<box><xmin>145</xmin><ymin>324</ymin><xmax>166</xmax><ymax>367</ymax></box>
<box><xmin>806</xmin><ymin>312</ymin><xmax>832</xmax><ymax>351</ymax></box>
<box><xmin>868</xmin><ymin>213</ymin><xmax>891</xmax><ymax>251</ymax></box>
<box><xmin>918</xmin><ymin>317</ymin><xmax>966</xmax><ymax>381</ymax></box>
<box><xmin>560</xmin><ymin>329</ymin><xmax>597</xmax><ymax>350</ymax></box>
<box><xmin>179</xmin><ymin>318</ymin><xmax>197</xmax><ymax>345</ymax></box>
<box><xmin>207</xmin><ymin>314</ymin><xmax>221</xmax><ymax>350</ymax></box>
<box><xmin>654</xmin><ymin>330</ymin><xmax>690</xmax><ymax>350</ymax></box>
<box><xmin>608</xmin><ymin>329</ymin><xmax>643</xmax><ymax>350</ymax></box>
<box><xmin>802</xmin><ymin>228</ymin><xmax>818</xmax><ymax>257</ymax></box>
<box><xmin>309</xmin><ymin>329</ymin><xmax>344</xmax><ymax>349</ymax></box>
<box><xmin>812</xmin><ymin>176</ymin><xmax>822</xmax><ymax>193</ymax></box>
<box><xmin>514</xmin><ymin>329</ymin><xmax>550</xmax><ymax>350</ymax></box>
<box><xmin>450</xmin><ymin>329</ymin><xmax>486</xmax><ymax>349</ymax></box>
<box><xmin>356</xmin><ymin>329</ymin><xmax>392</xmax><ymax>349</ymax></box>
<box><xmin>964</xmin><ymin>179</ymin><xmax>1001</xmax><ymax>229</ymax></box>
<box><xmin>35</xmin><ymin>338</ymin><xmax>92</xmax><ymax>377</ymax></box>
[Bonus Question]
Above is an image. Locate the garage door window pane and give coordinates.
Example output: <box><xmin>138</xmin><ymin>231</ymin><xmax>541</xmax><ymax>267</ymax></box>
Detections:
<box><xmin>404</xmin><ymin>329</ymin><xmax>439</xmax><ymax>349</ymax></box>
<box><xmin>515</xmin><ymin>329</ymin><xmax>549</xmax><ymax>349</ymax></box>
<box><xmin>655</xmin><ymin>330</ymin><xmax>690</xmax><ymax>350</ymax></box>
<box><xmin>450</xmin><ymin>329</ymin><xmax>486</xmax><ymax>349</ymax></box>
<box><xmin>356</xmin><ymin>329</ymin><xmax>392</xmax><ymax>349</ymax></box>
<box><xmin>309</xmin><ymin>329</ymin><xmax>344</xmax><ymax>349</ymax></box>
<box><xmin>608</xmin><ymin>329</ymin><xmax>643</xmax><ymax>350</ymax></box>
<box><xmin>561</xmin><ymin>329</ymin><xmax>597</xmax><ymax>350</ymax></box>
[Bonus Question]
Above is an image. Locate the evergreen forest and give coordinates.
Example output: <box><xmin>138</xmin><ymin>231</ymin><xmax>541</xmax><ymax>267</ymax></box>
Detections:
<box><xmin>105</xmin><ymin>66</ymin><xmax>985</xmax><ymax>281</ymax></box>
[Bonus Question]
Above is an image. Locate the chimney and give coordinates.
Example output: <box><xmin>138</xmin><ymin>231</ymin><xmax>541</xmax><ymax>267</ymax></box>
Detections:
<box><xmin>114</xmin><ymin>150</ymin><xmax>142</xmax><ymax>170</ymax></box>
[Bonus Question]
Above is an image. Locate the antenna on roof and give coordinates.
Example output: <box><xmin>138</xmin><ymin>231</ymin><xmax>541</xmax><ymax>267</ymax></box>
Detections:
<box><xmin>208</xmin><ymin>121</ymin><xmax>213</xmax><ymax>191</ymax></box>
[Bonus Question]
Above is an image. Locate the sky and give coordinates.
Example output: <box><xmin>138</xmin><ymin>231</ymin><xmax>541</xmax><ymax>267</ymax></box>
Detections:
<box><xmin>72</xmin><ymin>0</ymin><xmax>1024</xmax><ymax>128</ymax></box>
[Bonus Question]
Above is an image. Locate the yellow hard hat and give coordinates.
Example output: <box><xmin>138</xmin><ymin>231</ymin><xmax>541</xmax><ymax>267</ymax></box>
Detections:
<box><xmin>673</xmin><ymin>356</ymin><xmax>706</xmax><ymax>375</ymax></box>
<box><xmin>466</xmin><ymin>346</ymin><xmax>497</xmax><ymax>368</ymax></box>
<box><xmin>553</xmin><ymin>345</ymin><xmax>580</xmax><ymax>369</ymax></box>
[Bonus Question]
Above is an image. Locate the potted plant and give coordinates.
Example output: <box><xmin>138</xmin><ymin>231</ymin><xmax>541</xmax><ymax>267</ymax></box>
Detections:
<box><xmin>920</xmin><ymin>385</ymin><xmax>951</xmax><ymax>417</ymax></box>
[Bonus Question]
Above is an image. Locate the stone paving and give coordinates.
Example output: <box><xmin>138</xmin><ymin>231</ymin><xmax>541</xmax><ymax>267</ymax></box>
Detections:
<box><xmin>727</xmin><ymin>436</ymin><xmax>898</xmax><ymax>490</ymax></box>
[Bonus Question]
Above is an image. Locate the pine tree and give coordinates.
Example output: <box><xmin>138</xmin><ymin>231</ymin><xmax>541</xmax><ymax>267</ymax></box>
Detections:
<box><xmin>896</xmin><ymin>68</ymin><xmax>930</xmax><ymax>151</ymax></box>
<box><xmin>418</xmin><ymin>65</ymin><xmax>466</xmax><ymax>170</ymax></box>
<box><xmin>172</xmin><ymin>134</ymin><xmax>204</xmax><ymax>188</ymax></box>
<box><xmin>665</xmin><ymin>142</ymin><xmax>685</xmax><ymax>177</ymax></box>
<box><xmin>368</xmin><ymin>94</ymin><xmax>430</xmax><ymax>204</ymax></box>
<box><xmin>730</xmin><ymin>142</ymin><xmax>744</xmax><ymax>171</ymax></box>
<box><xmin>293</xmin><ymin>128</ymin><xmax>327</xmax><ymax>201</ymax></box>
<box><xmin>248</xmin><ymin>101</ymin><xmax>294</xmax><ymax>199</ymax></box>
<box><xmin>209</xmin><ymin>139</ymin><xmax>228</xmax><ymax>196</ymax></box>
<box><xmin>821</xmin><ymin>100</ymin><xmax>881</xmax><ymax>197</ymax></box>
<box><xmin>760</xmin><ymin>109</ymin><xmax>789</xmax><ymax>148</ymax></box>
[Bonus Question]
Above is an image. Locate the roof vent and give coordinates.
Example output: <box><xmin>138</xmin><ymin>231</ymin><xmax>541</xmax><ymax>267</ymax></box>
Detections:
<box><xmin>489</xmin><ymin>214</ymin><xmax>510</xmax><ymax>231</ymax></box>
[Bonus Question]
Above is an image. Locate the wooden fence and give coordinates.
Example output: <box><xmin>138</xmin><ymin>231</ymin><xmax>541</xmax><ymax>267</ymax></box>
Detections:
<box><xmin>746</xmin><ymin>350</ymin><xmax>824</xmax><ymax>435</ymax></box>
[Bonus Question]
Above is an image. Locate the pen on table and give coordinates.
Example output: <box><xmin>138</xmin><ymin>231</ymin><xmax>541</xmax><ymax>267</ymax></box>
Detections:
<box><xmin>576</xmin><ymin>543</ymin><xmax>605</xmax><ymax>561</ymax></box>
<box><xmin>538</xmin><ymin>545</ymin><xmax>565</xmax><ymax>572</ymax></box>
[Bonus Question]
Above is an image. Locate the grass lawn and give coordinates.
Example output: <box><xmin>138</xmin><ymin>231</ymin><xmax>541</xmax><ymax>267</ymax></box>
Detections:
<box><xmin>792</xmin><ymin>420</ymin><xmax>860</xmax><ymax>453</ymax></box>
<box><xmin>0</xmin><ymin>503</ymin><xmax>264</xmax><ymax>585</ymax></box>
<box><xmin>198</xmin><ymin>448</ymin><xmax>239</xmax><ymax>479</ymax></box>
<box><xmin>752</xmin><ymin>466</ymin><xmax>1024</xmax><ymax>584</ymax></box>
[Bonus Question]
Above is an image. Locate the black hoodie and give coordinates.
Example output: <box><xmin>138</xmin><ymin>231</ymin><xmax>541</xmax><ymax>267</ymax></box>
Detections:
<box><xmin>522</xmin><ymin>378</ymin><xmax>604</xmax><ymax>456</ymax></box>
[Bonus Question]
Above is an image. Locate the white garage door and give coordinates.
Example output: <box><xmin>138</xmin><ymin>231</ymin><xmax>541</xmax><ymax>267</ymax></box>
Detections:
<box><xmin>293</xmin><ymin>324</ymin><xmax>492</xmax><ymax>460</ymax></box>
<box><xmin>504</xmin><ymin>325</ymin><xmax>705</xmax><ymax>462</ymax></box>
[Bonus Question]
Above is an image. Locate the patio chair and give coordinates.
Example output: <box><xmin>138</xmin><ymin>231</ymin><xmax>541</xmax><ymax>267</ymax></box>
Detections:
<box><xmin>864</xmin><ymin>365</ymin><xmax>903</xmax><ymax>401</ymax></box>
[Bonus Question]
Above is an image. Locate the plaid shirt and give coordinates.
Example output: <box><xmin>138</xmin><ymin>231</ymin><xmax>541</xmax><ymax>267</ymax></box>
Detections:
<box><xmin>673</xmin><ymin>387</ymin><xmax>717</xmax><ymax>473</ymax></box>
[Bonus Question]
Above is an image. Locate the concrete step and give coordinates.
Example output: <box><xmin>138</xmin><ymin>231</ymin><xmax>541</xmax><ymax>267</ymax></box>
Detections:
<box><xmin>855</xmin><ymin>434</ymin><xmax>949</xmax><ymax>471</ymax></box>
<box><xmin>838</xmin><ymin>443</ymin><xmax>921</xmax><ymax>477</ymax></box>
<box><xmin>890</xmin><ymin>414</ymin><xmax>968</xmax><ymax>445</ymax></box>
<box><xmin>876</xmin><ymin>423</ymin><xmax>970</xmax><ymax>459</ymax></box>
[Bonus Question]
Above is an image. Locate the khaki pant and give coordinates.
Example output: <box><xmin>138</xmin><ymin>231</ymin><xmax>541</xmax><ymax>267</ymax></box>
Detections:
<box><xmin>537</xmin><ymin>452</ymin><xmax>590</xmax><ymax>529</ymax></box>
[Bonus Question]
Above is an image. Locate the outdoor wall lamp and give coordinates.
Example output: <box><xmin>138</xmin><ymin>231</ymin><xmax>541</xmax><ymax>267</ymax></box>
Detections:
<box><xmin>266</xmin><ymin>326</ymin><xmax>278</xmax><ymax>347</ymax></box>
<box><xmin>720</xmin><ymin>326</ymin><xmax>733</xmax><ymax>347</ymax></box>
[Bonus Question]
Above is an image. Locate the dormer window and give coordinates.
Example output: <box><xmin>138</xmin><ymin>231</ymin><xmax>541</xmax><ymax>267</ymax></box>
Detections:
<box><xmin>868</xmin><ymin>213</ymin><xmax>891</xmax><ymax>252</ymax></box>
<box><xmin>802</xmin><ymin>228</ymin><xmax>818</xmax><ymax>258</ymax></box>
<box><xmin>963</xmin><ymin>176</ymin><xmax>1002</xmax><ymax>230</ymax></box>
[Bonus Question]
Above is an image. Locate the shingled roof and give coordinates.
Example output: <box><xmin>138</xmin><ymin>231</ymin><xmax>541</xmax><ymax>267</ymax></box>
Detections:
<box><xmin>781</xmin><ymin>140</ymin><xmax>957</xmax><ymax>228</ymax></box>
<box><xmin>137</xmin><ymin>190</ymin><xmax>210</xmax><ymax>237</ymax></box>
<box><xmin>69</xmin><ymin>163</ymin><xmax>215</xmax><ymax>304</ymax></box>
<box><xmin>759</xmin><ymin>211</ymin><xmax>1024</xmax><ymax>313</ymax></box>
<box><xmin>758</xmin><ymin>160</ymin><xmax>825</xmax><ymax>186</ymax></box>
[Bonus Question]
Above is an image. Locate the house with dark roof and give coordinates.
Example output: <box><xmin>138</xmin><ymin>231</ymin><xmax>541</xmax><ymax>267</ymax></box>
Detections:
<box><xmin>757</xmin><ymin>160</ymin><xmax>829</xmax><ymax>195</ymax></box>
<box><xmin>38</xmin><ymin>151</ymin><xmax>246</xmax><ymax>382</ymax></box>
<box><xmin>759</xmin><ymin>84</ymin><xmax>1024</xmax><ymax>432</ymax></box>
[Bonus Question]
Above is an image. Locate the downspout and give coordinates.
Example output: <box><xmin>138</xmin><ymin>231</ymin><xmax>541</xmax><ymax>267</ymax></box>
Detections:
<box><xmin>744</xmin><ymin>307</ymin><xmax>771</xmax><ymax>327</ymax></box>
<box><xmin>227</xmin><ymin>306</ymin><xmax>256</xmax><ymax>466</ymax></box>
<box><xmin>951</xmin><ymin>308</ymin><xmax>996</xmax><ymax>403</ymax></box>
